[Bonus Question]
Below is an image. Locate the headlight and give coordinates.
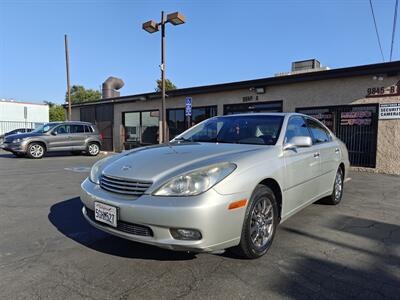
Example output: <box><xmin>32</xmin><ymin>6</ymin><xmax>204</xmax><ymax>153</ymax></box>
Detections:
<box><xmin>13</xmin><ymin>138</ymin><xmax>25</xmax><ymax>143</ymax></box>
<box><xmin>153</xmin><ymin>163</ymin><xmax>236</xmax><ymax>196</ymax></box>
<box><xmin>89</xmin><ymin>156</ymin><xmax>113</xmax><ymax>184</ymax></box>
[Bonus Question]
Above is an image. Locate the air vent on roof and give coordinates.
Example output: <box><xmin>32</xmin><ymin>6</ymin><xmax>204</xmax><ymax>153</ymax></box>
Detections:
<box><xmin>275</xmin><ymin>59</ymin><xmax>330</xmax><ymax>77</ymax></box>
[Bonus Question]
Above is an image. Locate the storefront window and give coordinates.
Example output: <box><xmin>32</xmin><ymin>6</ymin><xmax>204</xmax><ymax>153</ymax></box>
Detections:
<box><xmin>167</xmin><ymin>106</ymin><xmax>217</xmax><ymax>139</ymax></box>
<box><xmin>123</xmin><ymin>111</ymin><xmax>159</xmax><ymax>148</ymax></box>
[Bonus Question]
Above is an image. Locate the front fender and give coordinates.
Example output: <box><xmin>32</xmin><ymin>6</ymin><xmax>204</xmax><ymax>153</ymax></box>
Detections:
<box><xmin>213</xmin><ymin>149</ymin><xmax>285</xmax><ymax>196</ymax></box>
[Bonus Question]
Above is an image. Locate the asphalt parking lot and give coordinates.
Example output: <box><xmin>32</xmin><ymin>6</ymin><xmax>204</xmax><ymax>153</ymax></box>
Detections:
<box><xmin>0</xmin><ymin>150</ymin><xmax>399</xmax><ymax>300</ymax></box>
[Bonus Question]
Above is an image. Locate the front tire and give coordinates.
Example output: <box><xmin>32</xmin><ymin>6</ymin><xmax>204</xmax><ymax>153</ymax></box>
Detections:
<box><xmin>86</xmin><ymin>142</ymin><xmax>100</xmax><ymax>156</ymax></box>
<box><xmin>231</xmin><ymin>185</ymin><xmax>279</xmax><ymax>259</ymax></box>
<box><xmin>27</xmin><ymin>143</ymin><xmax>45</xmax><ymax>159</ymax></box>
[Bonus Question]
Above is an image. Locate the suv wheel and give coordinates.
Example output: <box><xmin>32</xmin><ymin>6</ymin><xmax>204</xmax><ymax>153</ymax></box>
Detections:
<box><xmin>27</xmin><ymin>143</ymin><xmax>45</xmax><ymax>159</ymax></box>
<box><xmin>87</xmin><ymin>143</ymin><xmax>100</xmax><ymax>156</ymax></box>
<box><xmin>231</xmin><ymin>185</ymin><xmax>278</xmax><ymax>259</ymax></box>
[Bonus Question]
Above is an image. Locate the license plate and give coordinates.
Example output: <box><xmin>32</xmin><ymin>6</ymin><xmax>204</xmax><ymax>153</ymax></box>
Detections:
<box><xmin>94</xmin><ymin>202</ymin><xmax>118</xmax><ymax>227</ymax></box>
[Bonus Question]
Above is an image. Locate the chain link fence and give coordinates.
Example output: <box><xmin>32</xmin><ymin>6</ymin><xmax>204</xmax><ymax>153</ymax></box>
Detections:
<box><xmin>0</xmin><ymin>121</ymin><xmax>44</xmax><ymax>136</ymax></box>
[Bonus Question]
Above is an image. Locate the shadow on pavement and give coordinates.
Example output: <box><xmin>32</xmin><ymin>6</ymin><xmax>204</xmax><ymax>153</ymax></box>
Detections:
<box><xmin>48</xmin><ymin>197</ymin><xmax>196</xmax><ymax>261</ymax></box>
<box><xmin>0</xmin><ymin>151</ymin><xmax>88</xmax><ymax>159</ymax></box>
<box><xmin>271</xmin><ymin>254</ymin><xmax>400</xmax><ymax>299</ymax></box>
<box><xmin>277</xmin><ymin>215</ymin><xmax>400</xmax><ymax>299</ymax></box>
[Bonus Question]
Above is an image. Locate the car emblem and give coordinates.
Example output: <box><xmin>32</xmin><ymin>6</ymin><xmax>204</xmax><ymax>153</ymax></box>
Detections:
<box><xmin>121</xmin><ymin>165</ymin><xmax>132</xmax><ymax>171</ymax></box>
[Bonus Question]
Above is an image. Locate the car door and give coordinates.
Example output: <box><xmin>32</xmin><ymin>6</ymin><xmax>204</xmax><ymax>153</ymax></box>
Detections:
<box><xmin>306</xmin><ymin>118</ymin><xmax>339</xmax><ymax>196</ymax></box>
<box><xmin>283</xmin><ymin>116</ymin><xmax>321</xmax><ymax>216</ymax></box>
<box><xmin>48</xmin><ymin>124</ymin><xmax>73</xmax><ymax>150</ymax></box>
<box><xmin>69</xmin><ymin>124</ymin><xmax>87</xmax><ymax>150</ymax></box>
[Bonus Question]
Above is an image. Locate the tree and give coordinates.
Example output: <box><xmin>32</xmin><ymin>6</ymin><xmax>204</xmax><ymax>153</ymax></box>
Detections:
<box><xmin>65</xmin><ymin>85</ymin><xmax>101</xmax><ymax>104</ymax></box>
<box><xmin>44</xmin><ymin>101</ymin><xmax>66</xmax><ymax>122</ymax></box>
<box><xmin>155</xmin><ymin>79</ymin><xmax>177</xmax><ymax>92</ymax></box>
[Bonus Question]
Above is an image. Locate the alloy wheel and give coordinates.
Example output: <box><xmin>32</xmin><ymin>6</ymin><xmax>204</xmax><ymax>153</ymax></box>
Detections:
<box><xmin>30</xmin><ymin>144</ymin><xmax>44</xmax><ymax>158</ymax></box>
<box><xmin>250</xmin><ymin>197</ymin><xmax>274</xmax><ymax>249</ymax></box>
<box><xmin>88</xmin><ymin>144</ymin><xmax>99</xmax><ymax>155</ymax></box>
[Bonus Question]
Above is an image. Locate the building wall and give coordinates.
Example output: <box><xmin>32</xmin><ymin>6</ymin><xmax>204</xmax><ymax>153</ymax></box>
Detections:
<box><xmin>0</xmin><ymin>101</ymin><xmax>49</xmax><ymax>123</ymax></box>
<box><xmin>71</xmin><ymin>73</ymin><xmax>400</xmax><ymax>175</ymax></box>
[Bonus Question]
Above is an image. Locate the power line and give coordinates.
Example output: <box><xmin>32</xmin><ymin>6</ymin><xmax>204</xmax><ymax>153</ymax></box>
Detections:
<box><xmin>369</xmin><ymin>0</ymin><xmax>385</xmax><ymax>62</ymax></box>
<box><xmin>390</xmin><ymin>0</ymin><xmax>399</xmax><ymax>61</ymax></box>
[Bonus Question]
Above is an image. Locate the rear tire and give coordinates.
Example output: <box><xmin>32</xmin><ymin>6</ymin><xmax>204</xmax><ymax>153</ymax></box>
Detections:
<box><xmin>321</xmin><ymin>167</ymin><xmax>344</xmax><ymax>205</ymax></box>
<box><xmin>230</xmin><ymin>185</ymin><xmax>279</xmax><ymax>259</ymax></box>
<box><xmin>27</xmin><ymin>142</ymin><xmax>45</xmax><ymax>159</ymax></box>
<box><xmin>86</xmin><ymin>142</ymin><xmax>100</xmax><ymax>156</ymax></box>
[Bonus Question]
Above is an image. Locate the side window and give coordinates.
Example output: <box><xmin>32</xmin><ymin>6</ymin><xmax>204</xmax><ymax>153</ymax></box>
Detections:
<box><xmin>55</xmin><ymin>125</ymin><xmax>70</xmax><ymax>134</ymax></box>
<box><xmin>85</xmin><ymin>125</ymin><xmax>93</xmax><ymax>133</ymax></box>
<box><xmin>70</xmin><ymin>125</ymin><xmax>84</xmax><ymax>133</ymax></box>
<box><xmin>306</xmin><ymin>119</ymin><xmax>331</xmax><ymax>144</ymax></box>
<box><xmin>285</xmin><ymin>116</ymin><xmax>311</xmax><ymax>143</ymax></box>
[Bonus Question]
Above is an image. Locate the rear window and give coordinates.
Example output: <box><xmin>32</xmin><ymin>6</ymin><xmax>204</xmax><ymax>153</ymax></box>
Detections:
<box><xmin>71</xmin><ymin>125</ymin><xmax>85</xmax><ymax>133</ymax></box>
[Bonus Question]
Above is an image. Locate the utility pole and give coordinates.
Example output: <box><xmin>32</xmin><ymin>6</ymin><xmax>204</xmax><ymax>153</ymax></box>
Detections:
<box><xmin>64</xmin><ymin>34</ymin><xmax>71</xmax><ymax>121</ymax></box>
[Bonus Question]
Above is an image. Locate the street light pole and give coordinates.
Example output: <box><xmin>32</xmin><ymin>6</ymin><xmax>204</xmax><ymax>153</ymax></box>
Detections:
<box><xmin>142</xmin><ymin>11</ymin><xmax>185</xmax><ymax>144</ymax></box>
<box><xmin>160</xmin><ymin>11</ymin><xmax>166</xmax><ymax>143</ymax></box>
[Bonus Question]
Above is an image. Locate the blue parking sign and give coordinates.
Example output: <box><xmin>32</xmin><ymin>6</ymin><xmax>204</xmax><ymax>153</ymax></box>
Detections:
<box><xmin>185</xmin><ymin>97</ymin><xmax>192</xmax><ymax>116</ymax></box>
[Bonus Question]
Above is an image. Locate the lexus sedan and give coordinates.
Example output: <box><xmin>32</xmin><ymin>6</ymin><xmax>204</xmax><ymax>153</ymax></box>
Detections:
<box><xmin>81</xmin><ymin>113</ymin><xmax>349</xmax><ymax>259</ymax></box>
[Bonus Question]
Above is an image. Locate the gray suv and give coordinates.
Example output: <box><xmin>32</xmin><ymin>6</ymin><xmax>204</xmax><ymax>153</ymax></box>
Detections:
<box><xmin>1</xmin><ymin>121</ymin><xmax>102</xmax><ymax>159</ymax></box>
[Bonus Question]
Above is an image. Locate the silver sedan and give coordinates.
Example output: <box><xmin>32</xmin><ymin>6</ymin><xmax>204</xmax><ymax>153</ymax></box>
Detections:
<box><xmin>80</xmin><ymin>113</ymin><xmax>349</xmax><ymax>259</ymax></box>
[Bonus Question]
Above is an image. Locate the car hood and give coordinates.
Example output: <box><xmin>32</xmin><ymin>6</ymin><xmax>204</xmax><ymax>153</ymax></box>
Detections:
<box><xmin>102</xmin><ymin>142</ymin><xmax>267</xmax><ymax>183</ymax></box>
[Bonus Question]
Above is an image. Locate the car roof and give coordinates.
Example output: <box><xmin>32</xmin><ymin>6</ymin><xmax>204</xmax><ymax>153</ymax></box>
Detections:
<box><xmin>45</xmin><ymin>121</ymin><xmax>94</xmax><ymax>125</ymax></box>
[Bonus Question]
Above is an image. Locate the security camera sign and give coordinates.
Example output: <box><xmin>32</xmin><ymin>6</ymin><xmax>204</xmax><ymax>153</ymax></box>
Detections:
<box><xmin>185</xmin><ymin>97</ymin><xmax>192</xmax><ymax>116</ymax></box>
<box><xmin>379</xmin><ymin>103</ymin><xmax>400</xmax><ymax>120</ymax></box>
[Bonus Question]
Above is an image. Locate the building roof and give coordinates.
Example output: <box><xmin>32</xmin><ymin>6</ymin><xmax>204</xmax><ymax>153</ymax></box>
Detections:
<box><xmin>0</xmin><ymin>99</ymin><xmax>49</xmax><ymax>106</ymax></box>
<box><xmin>68</xmin><ymin>60</ymin><xmax>400</xmax><ymax>108</ymax></box>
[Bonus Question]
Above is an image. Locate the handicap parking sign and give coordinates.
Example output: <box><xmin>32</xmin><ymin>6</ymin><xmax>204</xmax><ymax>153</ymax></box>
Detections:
<box><xmin>185</xmin><ymin>97</ymin><xmax>192</xmax><ymax>116</ymax></box>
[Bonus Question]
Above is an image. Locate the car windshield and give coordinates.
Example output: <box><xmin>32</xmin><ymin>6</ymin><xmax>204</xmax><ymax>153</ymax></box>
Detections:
<box><xmin>32</xmin><ymin>123</ymin><xmax>58</xmax><ymax>133</ymax></box>
<box><xmin>175</xmin><ymin>115</ymin><xmax>284</xmax><ymax>145</ymax></box>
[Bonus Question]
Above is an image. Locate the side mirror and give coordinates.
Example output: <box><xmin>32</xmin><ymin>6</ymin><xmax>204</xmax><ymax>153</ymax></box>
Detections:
<box><xmin>51</xmin><ymin>131</ymin><xmax>58</xmax><ymax>136</ymax></box>
<box><xmin>283</xmin><ymin>136</ymin><xmax>312</xmax><ymax>151</ymax></box>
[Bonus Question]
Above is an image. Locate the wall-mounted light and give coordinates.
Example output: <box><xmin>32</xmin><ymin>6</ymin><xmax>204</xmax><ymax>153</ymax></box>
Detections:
<box><xmin>255</xmin><ymin>87</ymin><xmax>265</xmax><ymax>94</ymax></box>
<box><xmin>372</xmin><ymin>75</ymin><xmax>384</xmax><ymax>81</ymax></box>
<box><xmin>249</xmin><ymin>87</ymin><xmax>266</xmax><ymax>94</ymax></box>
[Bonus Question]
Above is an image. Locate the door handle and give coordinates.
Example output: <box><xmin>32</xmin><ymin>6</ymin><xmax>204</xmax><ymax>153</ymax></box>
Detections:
<box><xmin>313</xmin><ymin>152</ymin><xmax>320</xmax><ymax>158</ymax></box>
<box><xmin>335</xmin><ymin>148</ymin><xmax>340</xmax><ymax>154</ymax></box>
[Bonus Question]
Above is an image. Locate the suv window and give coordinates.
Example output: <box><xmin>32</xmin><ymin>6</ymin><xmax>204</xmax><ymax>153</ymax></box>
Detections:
<box><xmin>84</xmin><ymin>125</ymin><xmax>93</xmax><ymax>133</ymax></box>
<box><xmin>306</xmin><ymin>118</ymin><xmax>331</xmax><ymax>144</ymax></box>
<box><xmin>55</xmin><ymin>125</ymin><xmax>71</xmax><ymax>134</ymax></box>
<box><xmin>70</xmin><ymin>124</ymin><xmax>85</xmax><ymax>133</ymax></box>
<box><xmin>285</xmin><ymin>116</ymin><xmax>311</xmax><ymax>143</ymax></box>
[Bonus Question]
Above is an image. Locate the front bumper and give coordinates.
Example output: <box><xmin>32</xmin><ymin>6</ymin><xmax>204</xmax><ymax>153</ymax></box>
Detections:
<box><xmin>1</xmin><ymin>141</ymin><xmax>28</xmax><ymax>153</ymax></box>
<box><xmin>80</xmin><ymin>178</ymin><xmax>249</xmax><ymax>252</ymax></box>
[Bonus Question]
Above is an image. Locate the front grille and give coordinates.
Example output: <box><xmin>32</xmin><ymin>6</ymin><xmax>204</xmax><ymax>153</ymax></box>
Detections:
<box><xmin>85</xmin><ymin>207</ymin><xmax>154</xmax><ymax>237</ymax></box>
<box><xmin>99</xmin><ymin>174</ymin><xmax>152</xmax><ymax>196</ymax></box>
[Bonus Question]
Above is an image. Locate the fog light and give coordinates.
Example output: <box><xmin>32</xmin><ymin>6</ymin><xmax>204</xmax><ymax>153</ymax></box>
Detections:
<box><xmin>170</xmin><ymin>228</ymin><xmax>202</xmax><ymax>240</ymax></box>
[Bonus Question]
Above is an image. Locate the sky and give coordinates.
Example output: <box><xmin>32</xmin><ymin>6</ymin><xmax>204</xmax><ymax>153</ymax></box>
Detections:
<box><xmin>0</xmin><ymin>0</ymin><xmax>398</xmax><ymax>104</ymax></box>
